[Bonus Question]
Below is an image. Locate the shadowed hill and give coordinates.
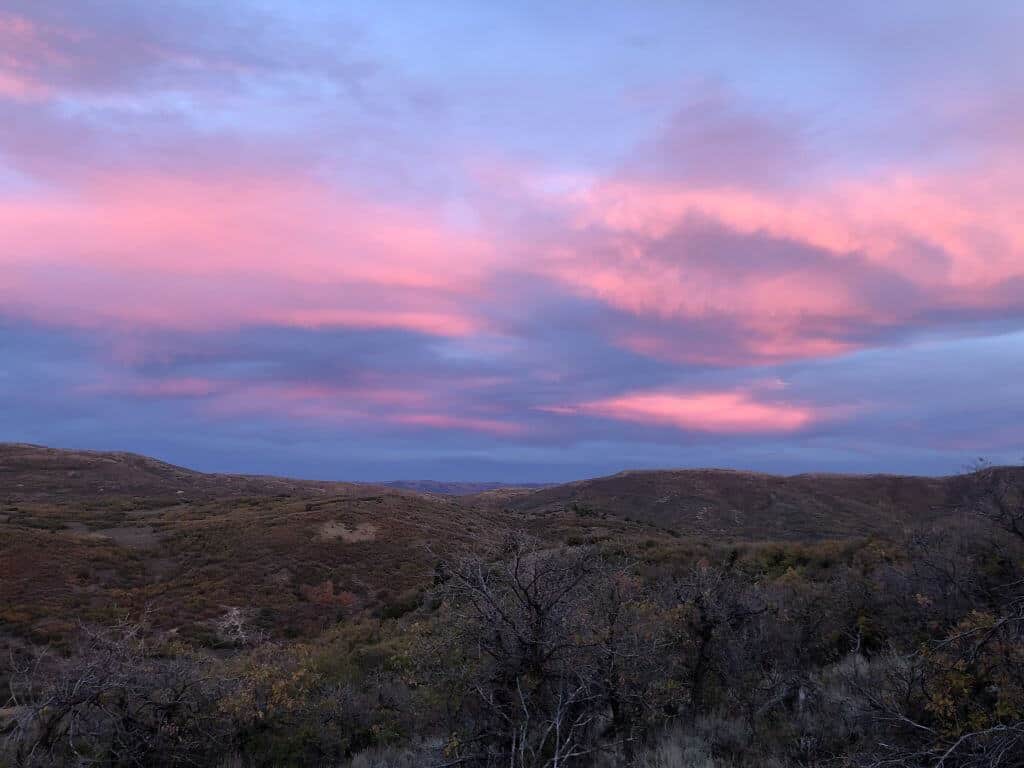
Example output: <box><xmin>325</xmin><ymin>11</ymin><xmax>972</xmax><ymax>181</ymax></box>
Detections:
<box><xmin>491</xmin><ymin>466</ymin><xmax>1024</xmax><ymax>540</ymax></box>
<box><xmin>0</xmin><ymin>443</ymin><xmax>365</xmax><ymax>502</ymax></box>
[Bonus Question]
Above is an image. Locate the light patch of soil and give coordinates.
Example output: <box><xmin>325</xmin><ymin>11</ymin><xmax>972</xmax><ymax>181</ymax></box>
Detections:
<box><xmin>317</xmin><ymin>521</ymin><xmax>378</xmax><ymax>543</ymax></box>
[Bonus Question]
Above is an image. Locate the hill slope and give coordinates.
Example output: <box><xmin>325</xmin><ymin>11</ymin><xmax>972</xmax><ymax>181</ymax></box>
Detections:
<box><xmin>0</xmin><ymin>444</ymin><xmax>513</xmax><ymax>645</ymax></box>
<box><xmin>488</xmin><ymin>466</ymin><xmax>1024</xmax><ymax>540</ymax></box>
<box><xmin>0</xmin><ymin>443</ymin><xmax>356</xmax><ymax>502</ymax></box>
<box><xmin>3</xmin><ymin>444</ymin><xmax>1021</xmax><ymax>646</ymax></box>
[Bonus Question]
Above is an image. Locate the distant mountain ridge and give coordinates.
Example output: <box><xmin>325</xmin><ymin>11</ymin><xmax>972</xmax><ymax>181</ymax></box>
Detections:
<box><xmin>381</xmin><ymin>479</ymin><xmax>552</xmax><ymax>496</ymax></box>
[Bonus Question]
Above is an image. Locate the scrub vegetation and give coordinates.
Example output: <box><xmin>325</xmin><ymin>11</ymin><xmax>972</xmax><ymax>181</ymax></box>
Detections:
<box><xmin>2</xmin><ymin>445</ymin><xmax>1023</xmax><ymax>767</ymax></box>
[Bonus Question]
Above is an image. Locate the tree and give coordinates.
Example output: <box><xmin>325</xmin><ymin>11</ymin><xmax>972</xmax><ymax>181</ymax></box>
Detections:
<box><xmin>430</xmin><ymin>533</ymin><xmax>664</xmax><ymax>767</ymax></box>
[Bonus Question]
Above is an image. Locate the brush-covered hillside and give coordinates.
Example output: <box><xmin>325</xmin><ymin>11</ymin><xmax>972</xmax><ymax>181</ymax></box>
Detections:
<box><xmin>1</xmin><ymin>444</ymin><xmax>523</xmax><ymax>646</ymax></box>
<box><xmin>493</xmin><ymin>466</ymin><xmax>1019</xmax><ymax>540</ymax></box>
<box><xmin>2</xmin><ymin>444</ymin><xmax>1023</xmax><ymax>768</ymax></box>
<box><xmin>2</xmin><ymin>443</ymin><xmax>1019</xmax><ymax>645</ymax></box>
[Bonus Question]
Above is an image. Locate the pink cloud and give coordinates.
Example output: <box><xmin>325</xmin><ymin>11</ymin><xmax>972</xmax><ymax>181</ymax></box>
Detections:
<box><xmin>210</xmin><ymin>381</ymin><xmax>522</xmax><ymax>436</ymax></box>
<box><xmin>615</xmin><ymin>332</ymin><xmax>857</xmax><ymax>367</ymax></box>
<box><xmin>0</xmin><ymin>70</ymin><xmax>49</xmax><ymax>100</ymax></box>
<box><xmin>278</xmin><ymin>309</ymin><xmax>477</xmax><ymax>338</ymax></box>
<box><xmin>514</xmin><ymin>150</ymin><xmax>1024</xmax><ymax>364</ymax></box>
<box><xmin>2</xmin><ymin>173</ymin><xmax>492</xmax><ymax>284</ymax></box>
<box><xmin>0</xmin><ymin>8</ymin><xmax>269</xmax><ymax>103</ymax></box>
<box><xmin>0</xmin><ymin>171</ymin><xmax>495</xmax><ymax>337</ymax></box>
<box><xmin>214</xmin><ymin>384</ymin><xmax>523</xmax><ymax>437</ymax></box>
<box><xmin>545</xmin><ymin>387</ymin><xmax>830</xmax><ymax>434</ymax></box>
<box><xmin>392</xmin><ymin>413</ymin><xmax>526</xmax><ymax>436</ymax></box>
<box><xmin>2</xmin><ymin>88</ymin><xmax>1022</xmax><ymax>376</ymax></box>
<box><xmin>82</xmin><ymin>375</ymin><xmax>522</xmax><ymax>436</ymax></box>
<box><xmin>0</xmin><ymin>12</ymin><xmax>68</xmax><ymax>101</ymax></box>
<box><xmin>566</xmin><ymin>162</ymin><xmax>1024</xmax><ymax>290</ymax></box>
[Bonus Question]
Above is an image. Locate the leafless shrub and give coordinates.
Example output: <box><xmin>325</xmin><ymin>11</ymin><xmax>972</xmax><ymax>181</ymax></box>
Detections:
<box><xmin>3</xmin><ymin>618</ymin><xmax>229</xmax><ymax>767</ymax></box>
<box><xmin>429</xmin><ymin>532</ymin><xmax>665</xmax><ymax>767</ymax></box>
<box><xmin>214</xmin><ymin>607</ymin><xmax>266</xmax><ymax>648</ymax></box>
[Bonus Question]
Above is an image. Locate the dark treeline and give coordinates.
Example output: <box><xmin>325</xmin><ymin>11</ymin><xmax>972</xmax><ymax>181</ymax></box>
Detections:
<box><xmin>2</xmin><ymin>469</ymin><xmax>1023</xmax><ymax>767</ymax></box>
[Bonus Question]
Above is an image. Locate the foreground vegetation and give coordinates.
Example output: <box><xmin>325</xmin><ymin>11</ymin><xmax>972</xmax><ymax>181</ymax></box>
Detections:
<box><xmin>2</xmin><ymin>449</ymin><xmax>1023</xmax><ymax>766</ymax></box>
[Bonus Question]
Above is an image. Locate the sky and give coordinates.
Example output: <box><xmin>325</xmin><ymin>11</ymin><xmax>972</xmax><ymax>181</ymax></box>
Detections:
<box><xmin>1</xmin><ymin>1</ymin><xmax>1023</xmax><ymax>481</ymax></box>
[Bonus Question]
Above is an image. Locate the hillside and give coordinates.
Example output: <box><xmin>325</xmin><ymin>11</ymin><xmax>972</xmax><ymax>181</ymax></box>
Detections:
<box><xmin>2</xmin><ymin>444</ymin><xmax>1021</xmax><ymax>646</ymax></box>
<box><xmin>0</xmin><ymin>443</ymin><xmax>358</xmax><ymax>502</ymax></box>
<box><xmin>3</xmin><ymin>445</ymin><xmax>1024</xmax><ymax>767</ymax></box>
<box><xmin>493</xmin><ymin>466</ymin><xmax>1024</xmax><ymax>540</ymax></box>
<box><xmin>0</xmin><ymin>444</ymin><xmax>517</xmax><ymax>645</ymax></box>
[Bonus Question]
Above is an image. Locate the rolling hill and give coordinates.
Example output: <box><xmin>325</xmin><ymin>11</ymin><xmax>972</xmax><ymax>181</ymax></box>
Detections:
<box><xmin>0</xmin><ymin>444</ymin><xmax>517</xmax><ymax>646</ymax></box>
<box><xmin>491</xmin><ymin>467</ymin><xmax>1005</xmax><ymax>540</ymax></box>
<box><xmin>2</xmin><ymin>443</ymin><xmax>1020</xmax><ymax>647</ymax></box>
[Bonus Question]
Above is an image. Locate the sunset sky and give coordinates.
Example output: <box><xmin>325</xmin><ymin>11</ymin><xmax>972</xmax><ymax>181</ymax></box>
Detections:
<box><xmin>2</xmin><ymin>1</ymin><xmax>1022</xmax><ymax>480</ymax></box>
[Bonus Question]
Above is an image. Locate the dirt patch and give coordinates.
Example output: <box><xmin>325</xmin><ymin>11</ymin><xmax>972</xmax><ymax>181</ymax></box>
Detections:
<box><xmin>317</xmin><ymin>521</ymin><xmax>378</xmax><ymax>543</ymax></box>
